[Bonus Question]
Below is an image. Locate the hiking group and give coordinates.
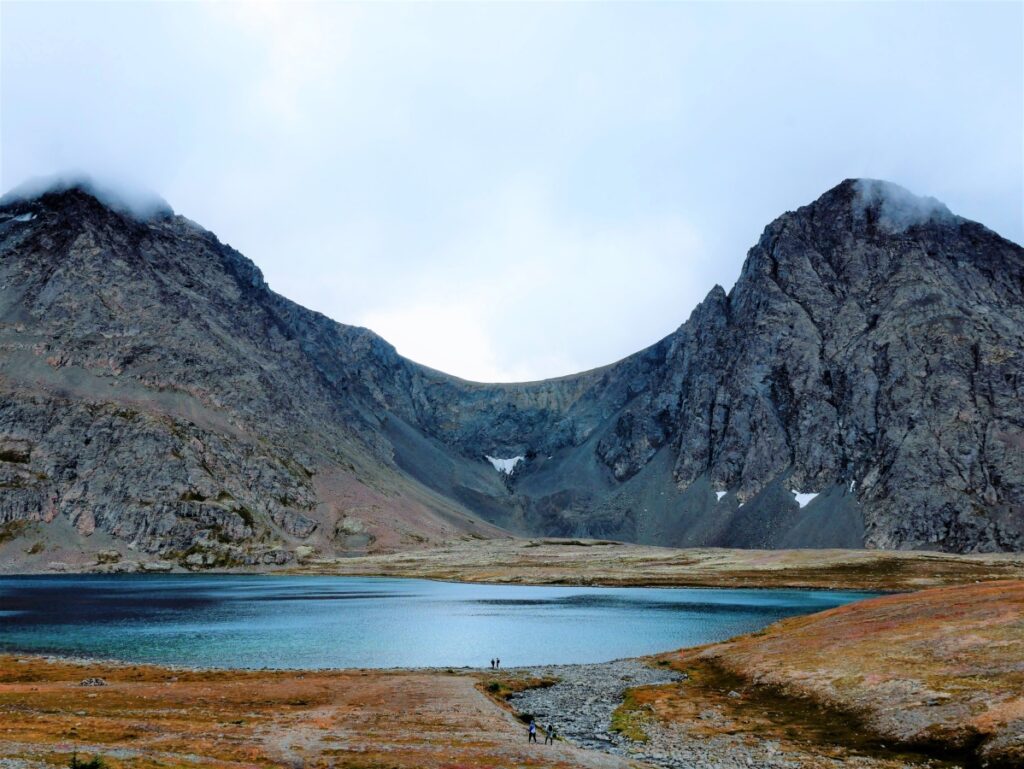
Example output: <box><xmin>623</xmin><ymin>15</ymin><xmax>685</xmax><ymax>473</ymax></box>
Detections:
<box><xmin>528</xmin><ymin>719</ymin><xmax>558</xmax><ymax>744</ymax></box>
<box><xmin>483</xmin><ymin>659</ymin><xmax>557</xmax><ymax>746</ymax></box>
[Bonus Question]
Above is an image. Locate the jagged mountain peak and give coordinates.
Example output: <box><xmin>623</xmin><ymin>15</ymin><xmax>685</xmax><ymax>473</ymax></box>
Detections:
<box><xmin>746</xmin><ymin>179</ymin><xmax>966</xmax><ymax>270</ymax></box>
<box><xmin>735</xmin><ymin>178</ymin><xmax>1024</xmax><ymax>314</ymax></box>
<box><xmin>797</xmin><ymin>178</ymin><xmax>958</xmax><ymax>233</ymax></box>
<box><xmin>0</xmin><ymin>177</ymin><xmax>1020</xmax><ymax>570</ymax></box>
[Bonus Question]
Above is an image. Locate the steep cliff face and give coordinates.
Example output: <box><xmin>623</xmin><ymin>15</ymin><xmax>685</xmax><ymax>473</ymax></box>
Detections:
<box><xmin>0</xmin><ymin>187</ymin><xmax>505</xmax><ymax>567</ymax></box>
<box><xmin>348</xmin><ymin>179</ymin><xmax>1023</xmax><ymax>553</ymax></box>
<box><xmin>0</xmin><ymin>178</ymin><xmax>1020</xmax><ymax>568</ymax></box>
<box><xmin>594</xmin><ymin>180</ymin><xmax>1024</xmax><ymax>551</ymax></box>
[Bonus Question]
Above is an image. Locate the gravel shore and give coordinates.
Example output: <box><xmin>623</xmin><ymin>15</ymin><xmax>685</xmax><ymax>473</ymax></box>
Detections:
<box><xmin>506</xmin><ymin>661</ymin><xmax>936</xmax><ymax>769</ymax></box>
<box><xmin>508</xmin><ymin>660</ymin><xmax>681</xmax><ymax>752</ymax></box>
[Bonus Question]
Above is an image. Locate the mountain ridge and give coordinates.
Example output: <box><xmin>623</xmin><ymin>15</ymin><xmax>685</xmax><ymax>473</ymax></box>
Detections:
<box><xmin>0</xmin><ymin>178</ymin><xmax>1021</xmax><ymax>569</ymax></box>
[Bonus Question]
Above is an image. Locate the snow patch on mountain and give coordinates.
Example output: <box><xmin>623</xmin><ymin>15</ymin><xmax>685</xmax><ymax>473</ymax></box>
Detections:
<box><xmin>792</xmin><ymin>491</ymin><xmax>819</xmax><ymax>508</ymax></box>
<box><xmin>486</xmin><ymin>455</ymin><xmax>524</xmax><ymax>474</ymax></box>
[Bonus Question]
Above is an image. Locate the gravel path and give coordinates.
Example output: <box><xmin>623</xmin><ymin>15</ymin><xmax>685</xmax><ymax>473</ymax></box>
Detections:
<box><xmin>506</xmin><ymin>661</ymin><xmax>928</xmax><ymax>769</ymax></box>
<box><xmin>507</xmin><ymin>660</ymin><xmax>680</xmax><ymax>752</ymax></box>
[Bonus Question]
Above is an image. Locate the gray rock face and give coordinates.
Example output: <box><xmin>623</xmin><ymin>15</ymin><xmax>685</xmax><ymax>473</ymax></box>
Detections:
<box><xmin>0</xmin><ymin>178</ymin><xmax>1020</xmax><ymax>562</ymax></box>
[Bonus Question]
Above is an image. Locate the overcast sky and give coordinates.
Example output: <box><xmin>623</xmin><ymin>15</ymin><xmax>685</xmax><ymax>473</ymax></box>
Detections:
<box><xmin>2</xmin><ymin>2</ymin><xmax>1021</xmax><ymax>382</ymax></box>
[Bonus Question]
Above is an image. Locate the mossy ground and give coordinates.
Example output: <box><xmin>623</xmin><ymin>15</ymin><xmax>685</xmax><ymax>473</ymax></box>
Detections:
<box><xmin>643</xmin><ymin>580</ymin><xmax>1024</xmax><ymax>768</ymax></box>
<box><xmin>477</xmin><ymin>673</ymin><xmax>559</xmax><ymax>702</ymax></box>
<box><xmin>609</xmin><ymin>689</ymin><xmax>650</xmax><ymax>742</ymax></box>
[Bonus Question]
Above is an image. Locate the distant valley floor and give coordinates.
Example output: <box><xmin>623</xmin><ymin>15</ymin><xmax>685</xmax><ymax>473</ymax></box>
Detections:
<box><xmin>7</xmin><ymin>534</ymin><xmax>1024</xmax><ymax>592</ymax></box>
<box><xmin>287</xmin><ymin>538</ymin><xmax>1024</xmax><ymax>592</ymax></box>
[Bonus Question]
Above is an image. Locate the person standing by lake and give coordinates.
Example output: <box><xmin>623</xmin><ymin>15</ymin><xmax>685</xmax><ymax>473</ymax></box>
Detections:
<box><xmin>544</xmin><ymin>723</ymin><xmax>556</xmax><ymax>744</ymax></box>
<box><xmin>528</xmin><ymin>719</ymin><xmax>537</xmax><ymax>743</ymax></box>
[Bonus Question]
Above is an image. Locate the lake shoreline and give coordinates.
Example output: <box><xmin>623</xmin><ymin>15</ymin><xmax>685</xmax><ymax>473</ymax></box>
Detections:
<box><xmin>4</xmin><ymin>581</ymin><xmax>1019</xmax><ymax>769</ymax></box>
<box><xmin>6</xmin><ymin>539</ymin><xmax>1024</xmax><ymax>592</ymax></box>
<box><xmin>0</xmin><ymin>650</ymin><xmax>950</xmax><ymax>769</ymax></box>
<box><xmin>0</xmin><ymin>575</ymin><xmax>875</xmax><ymax>669</ymax></box>
<box><xmin>2</xmin><ymin>556</ymin><xmax>1021</xmax><ymax>768</ymax></box>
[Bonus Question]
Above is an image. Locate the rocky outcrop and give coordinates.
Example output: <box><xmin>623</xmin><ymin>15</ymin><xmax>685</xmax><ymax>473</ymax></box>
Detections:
<box><xmin>0</xmin><ymin>178</ymin><xmax>1020</xmax><ymax>563</ymax></box>
<box><xmin>0</xmin><ymin>185</ymin><xmax>503</xmax><ymax>566</ymax></box>
<box><xmin>368</xmin><ymin>179</ymin><xmax>1022</xmax><ymax>552</ymax></box>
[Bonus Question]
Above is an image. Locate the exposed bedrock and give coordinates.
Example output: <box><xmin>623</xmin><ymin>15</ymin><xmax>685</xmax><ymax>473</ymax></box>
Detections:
<box><xmin>0</xmin><ymin>177</ymin><xmax>1020</xmax><ymax>560</ymax></box>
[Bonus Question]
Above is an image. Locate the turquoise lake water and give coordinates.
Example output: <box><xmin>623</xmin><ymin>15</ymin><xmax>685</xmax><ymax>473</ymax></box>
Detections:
<box><xmin>0</xmin><ymin>575</ymin><xmax>877</xmax><ymax>669</ymax></box>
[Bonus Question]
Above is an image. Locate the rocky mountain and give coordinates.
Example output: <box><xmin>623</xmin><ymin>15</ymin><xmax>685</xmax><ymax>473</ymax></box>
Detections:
<box><xmin>0</xmin><ymin>178</ymin><xmax>1020</xmax><ymax>569</ymax></box>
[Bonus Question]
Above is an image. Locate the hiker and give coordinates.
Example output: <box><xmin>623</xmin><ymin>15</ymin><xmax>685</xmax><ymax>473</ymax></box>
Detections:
<box><xmin>496</xmin><ymin>657</ymin><xmax>501</xmax><ymax>669</ymax></box>
<box><xmin>528</xmin><ymin>719</ymin><xmax>537</xmax><ymax>743</ymax></box>
<box><xmin>544</xmin><ymin>723</ymin><xmax>556</xmax><ymax>744</ymax></box>
<box><xmin>490</xmin><ymin>658</ymin><xmax>495</xmax><ymax>669</ymax></box>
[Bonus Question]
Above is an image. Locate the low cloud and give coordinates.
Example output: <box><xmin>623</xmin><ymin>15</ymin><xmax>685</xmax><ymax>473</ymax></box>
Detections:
<box><xmin>2</xmin><ymin>3</ymin><xmax>1019</xmax><ymax>381</ymax></box>
<box><xmin>853</xmin><ymin>179</ymin><xmax>956</xmax><ymax>233</ymax></box>
<box><xmin>1</xmin><ymin>172</ymin><xmax>172</xmax><ymax>220</ymax></box>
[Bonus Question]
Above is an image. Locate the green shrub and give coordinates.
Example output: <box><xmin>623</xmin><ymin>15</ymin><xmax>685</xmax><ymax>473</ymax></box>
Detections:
<box><xmin>69</xmin><ymin>752</ymin><xmax>105</xmax><ymax>769</ymax></box>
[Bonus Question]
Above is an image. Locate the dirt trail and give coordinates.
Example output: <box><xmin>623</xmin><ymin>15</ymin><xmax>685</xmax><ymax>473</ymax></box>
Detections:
<box><xmin>257</xmin><ymin>672</ymin><xmax>643</xmax><ymax>768</ymax></box>
<box><xmin>0</xmin><ymin>657</ymin><xmax>648</xmax><ymax>769</ymax></box>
